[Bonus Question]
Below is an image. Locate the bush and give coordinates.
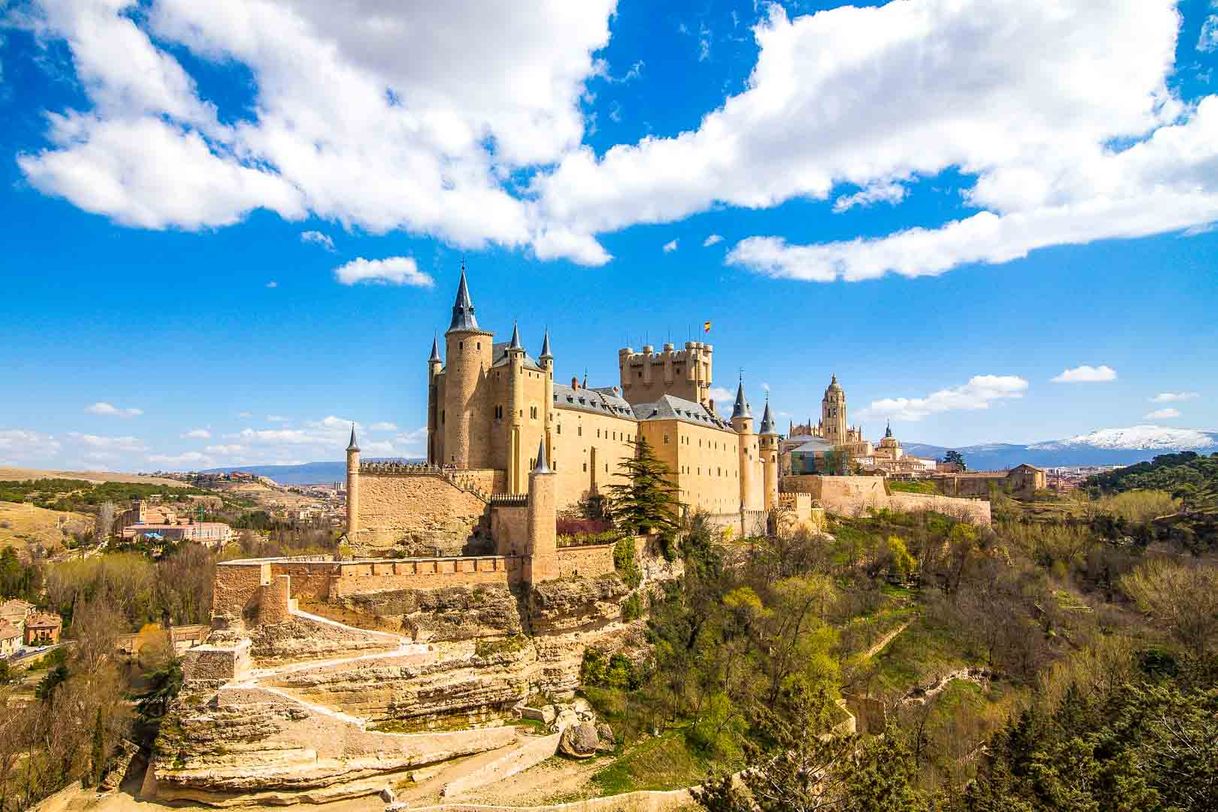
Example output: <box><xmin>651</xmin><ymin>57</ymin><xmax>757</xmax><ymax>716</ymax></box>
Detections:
<box><xmin>614</xmin><ymin>537</ymin><xmax>642</xmax><ymax>589</ymax></box>
<box><xmin>622</xmin><ymin>592</ymin><xmax>644</xmax><ymax>621</ymax></box>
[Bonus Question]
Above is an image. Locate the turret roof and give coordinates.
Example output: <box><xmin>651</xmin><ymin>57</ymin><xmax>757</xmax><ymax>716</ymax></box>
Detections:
<box><xmin>533</xmin><ymin>438</ymin><xmax>550</xmax><ymax>473</ymax></box>
<box><xmin>347</xmin><ymin>424</ymin><xmax>360</xmax><ymax>452</ymax></box>
<box><xmin>539</xmin><ymin>329</ymin><xmax>552</xmax><ymax>360</ymax></box>
<box><xmin>429</xmin><ymin>335</ymin><xmax>441</xmax><ymax>363</ymax></box>
<box><xmin>731</xmin><ymin>378</ymin><xmax>751</xmax><ymax>420</ymax></box>
<box><xmin>759</xmin><ymin>397</ymin><xmax>777</xmax><ymax>435</ymax></box>
<box><xmin>447</xmin><ymin>265</ymin><xmax>480</xmax><ymax>332</ymax></box>
<box><xmin>508</xmin><ymin>321</ymin><xmax>523</xmax><ymax>351</ymax></box>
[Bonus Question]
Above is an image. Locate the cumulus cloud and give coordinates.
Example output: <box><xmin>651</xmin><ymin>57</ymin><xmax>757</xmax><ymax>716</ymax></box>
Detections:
<box><xmin>707</xmin><ymin>386</ymin><xmax>734</xmax><ymax>407</ymax></box>
<box><xmin>1052</xmin><ymin>365</ymin><xmax>1117</xmax><ymax>383</ymax></box>
<box><xmin>0</xmin><ymin>429</ymin><xmax>62</xmax><ymax>464</ymax></box>
<box><xmin>1145</xmin><ymin>407</ymin><xmax>1181</xmax><ymax>419</ymax></box>
<box><xmin>1151</xmin><ymin>391</ymin><xmax>1199</xmax><ymax>403</ymax></box>
<box><xmin>334</xmin><ymin>256</ymin><xmax>434</xmax><ymax>287</ymax></box>
<box><xmin>181</xmin><ymin>428</ymin><xmax>211</xmax><ymax>439</ymax></box>
<box><xmin>1200</xmin><ymin>15</ymin><xmax>1218</xmax><ymax>52</ymax></box>
<box><xmin>860</xmin><ymin>375</ymin><xmax>1029</xmax><ymax>421</ymax></box>
<box><xmin>85</xmin><ymin>401</ymin><xmax>143</xmax><ymax>417</ymax></box>
<box><xmin>703</xmin><ymin>234</ymin><xmax>723</xmax><ymax>247</ymax></box>
<box><xmin>540</xmin><ymin>0</ymin><xmax>1218</xmax><ymax>278</ymax></box>
<box><xmin>662</xmin><ymin>239</ymin><xmax>679</xmax><ymax>253</ymax></box>
<box><xmin>370</xmin><ymin>421</ymin><xmax>399</xmax><ymax>431</ymax></box>
<box><xmin>300</xmin><ymin>229</ymin><xmax>335</xmax><ymax>250</ymax></box>
<box><xmin>832</xmin><ymin>181</ymin><xmax>907</xmax><ymax>213</ymax></box>
<box><xmin>14</xmin><ymin>0</ymin><xmax>615</xmax><ymax>259</ymax></box>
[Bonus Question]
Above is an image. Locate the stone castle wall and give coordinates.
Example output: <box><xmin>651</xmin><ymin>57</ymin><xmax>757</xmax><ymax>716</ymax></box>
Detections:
<box><xmin>329</xmin><ymin>557</ymin><xmax>521</xmax><ymax>598</ymax></box>
<box><xmin>781</xmin><ymin>475</ymin><xmax>991</xmax><ymax>526</ymax></box>
<box><xmin>353</xmin><ymin>472</ymin><xmax>491</xmax><ymax>554</ymax></box>
<box><xmin>556</xmin><ymin>543</ymin><xmax>616</xmax><ymax>579</ymax></box>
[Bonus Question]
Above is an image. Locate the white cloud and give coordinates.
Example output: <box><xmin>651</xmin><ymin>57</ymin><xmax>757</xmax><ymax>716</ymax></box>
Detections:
<box><xmin>85</xmin><ymin>401</ymin><xmax>143</xmax><ymax>417</ymax></box>
<box><xmin>860</xmin><ymin>375</ymin><xmax>1028</xmax><ymax>421</ymax></box>
<box><xmin>1051</xmin><ymin>365</ymin><xmax>1117</xmax><ymax>383</ymax></box>
<box><xmin>1151</xmin><ymin>391</ymin><xmax>1199</xmax><ymax>403</ymax></box>
<box><xmin>16</xmin><ymin>0</ymin><xmax>615</xmax><ymax>258</ymax></box>
<box><xmin>1200</xmin><ymin>15</ymin><xmax>1218</xmax><ymax>52</ymax></box>
<box><xmin>832</xmin><ymin>181</ymin><xmax>907</xmax><ymax>213</ymax></box>
<box><xmin>266</xmin><ymin>280</ymin><xmax>278</xmax><ymax>288</ymax></box>
<box><xmin>0</xmin><ymin>429</ymin><xmax>62</xmax><ymax>464</ymax></box>
<box><xmin>300</xmin><ymin>229</ymin><xmax>334</xmax><ymax>250</ymax></box>
<box><xmin>181</xmin><ymin>428</ymin><xmax>211</xmax><ymax>439</ymax></box>
<box><xmin>266</xmin><ymin>415</ymin><xmax>290</xmax><ymax>423</ymax></box>
<box><xmin>662</xmin><ymin>239</ymin><xmax>679</xmax><ymax>253</ymax></box>
<box><xmin>146</xmin><ymin>450</ymin><xmax>214</xmax><ymax>467</ymax></box>
<box><xmin>703</xmin><ymin>234</ymin><xmax>723</xmax><ymax>247</ymax></box>
<box><xmin>68</xmin><ymin>433</ymin><xmax>146</xmax><ymax>453</ymax></box>
<box><xmin>334</xmin><ymin>256</ymin><xmax>434</xmax><ymax>287</ymax></box>
<box><xmin>1144</xmin><ymin>407</ymin><xmax>1181</xmax><ymax>419</ymax></box>
<box><xmin>539</xmin><ymin>1</ymin><xmax>1218</xmax><ymax>277</ymax></box>
<box><xmin>370</xmin><ymin>421</ymin><xmax>399</xmax><ymax>431</ymax></box>
<box><xmin>707</xmin><ymin>386</ymin><xmax>734</xmax><ymax>406</ymax></box>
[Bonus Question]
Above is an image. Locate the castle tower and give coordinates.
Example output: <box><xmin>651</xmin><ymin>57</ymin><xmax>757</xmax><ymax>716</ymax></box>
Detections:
<box><xmin>758</xmin><ymin>396</ymin><xmax>780</xmax><ymax>511</ymax></box>
<box><xmin>539</xmin><ymin>328</ymin><xmax>554</xmax><ymax>468</ymax></box>
<box><xmin>617</xmin><ymin>340</ymin><xmax>713</xmax><ymax>407</ymax></box>
<box><xmin>506</xmin><ymin>322</ymin><xmax>527</xmax><ymax>493</ymax></box>
<box><xmin>822</xmin><ymin>374</ymin><xmax>848</xmax><ymax>445</ymax></box>
<box><xmin>524</xmin><ymin>439</ymin><xmax>558</xmax><ymax>583</ymax></box>
<box><xmin>345</xmin><ymin>424</ymin><xmax>360</xmax><ymax>535</ymax></box>
<box><xmin>427</xmin><ymin>335</ymin><xmax>442</xmax><ymax>463</ymax></box>
<box><xmin>442</xmin><ymin>265</ymin><xmax>493</xmax><ymax>468</ymax></box>
<box><xmin>731</xmin><ymin>377</ymin><xmax>758</xmax><ymax>512</ymax></box>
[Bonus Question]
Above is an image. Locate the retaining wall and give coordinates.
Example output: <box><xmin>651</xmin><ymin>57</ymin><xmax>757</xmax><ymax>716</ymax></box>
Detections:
<box><xmin>780</xmin><ymin>475</ymin><xmax>990</xmax><ymax>526</ymax></box>
<box><xmin>555</xmin><ymin>543</ymin><xmax>616</xmax><ymax>579</ymax></box>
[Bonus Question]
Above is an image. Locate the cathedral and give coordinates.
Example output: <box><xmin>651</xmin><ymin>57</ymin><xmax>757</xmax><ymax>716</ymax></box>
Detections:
<box><xmin>426</xmin><ymin>267</ymin><xmax>780</xmax><ymax>521</ymax></box>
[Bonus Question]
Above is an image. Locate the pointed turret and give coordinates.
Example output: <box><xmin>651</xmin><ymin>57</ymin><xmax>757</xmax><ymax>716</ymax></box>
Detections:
<box><xmin>731</xmin><ymin>377</ymin><xmax>751</xmax><ymax>420</ymax></box>
<box><xmin>347</xmin><ymin>423</ymin><xmax>359</xmax><ymax>452</ymax></box>
<box><xmin>429</xmin><ymin>335</ymin><xmax>441</xmax><ymax>363</ymax></box>
<box><xmin>447</xmin><ymin>264</ymin><xmax>479</xmax><ymax>332</ymax></box>
<box><xmin>885</xmin><ymin>420</ymin><xmax>893</xmax><ymax>439</ymax></box>
<box><xmin>539</xmin><ymin>329</ymin><xmax>553</xmax><ymax>361</ymax></box>
<box><xmin>508</xmin><ymin>321</ymin><xmax>523</xmax><ymax>352</ymax></box>
<box><xmin>533</xmin><ymin>438</ymin><xmax>550</xmax><ymax>473</ymax></box>
<box><xmin>759</xmin><ymin>396</ymin><xmax>776</xmax><ymax>435</ymax></box>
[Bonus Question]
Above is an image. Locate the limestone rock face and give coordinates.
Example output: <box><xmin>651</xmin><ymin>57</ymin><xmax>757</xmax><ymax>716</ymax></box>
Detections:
<box><xmin>337</xmin><ymin>584</ymin><xmax>523</xmax><ymax>642</ymax></box>
<box><xmin>248</xmin><ymin>615</ymin><xmax>398</xmax><ymax>661</ymax></box>
<box><xmin>527</xmin><ymin>574</ymin><xmax>630</xmax><ymax>635</ymax></box>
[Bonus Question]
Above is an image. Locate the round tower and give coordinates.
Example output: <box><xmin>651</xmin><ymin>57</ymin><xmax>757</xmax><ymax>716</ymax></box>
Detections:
<box><xmin>507</xmin><ymin>321</ymin><xmax>526</xmax><ymax>493</ymax></box>
<box><xmin>731</xmin><ymin>378</ymin><xmax>757</xmax><ymax>513</ymax></box>
<box><xmin>758</xmin><ymin>397</ymin><xmax>780</xmax><ymax>511</ymax></box>
<box><xmin>427</xmin><ymin>335</ymin><xmax>443</xmax><ymax>464</ymax></box>
<box><xmin>345</xmin><ymin>424</ymin><xmax>360</xmax><ymax>535</ymax></box>
<box><xmin>442</xmin><ymin>265</ymin><xmax>493</xmax><ymax>468</ymax></box>
<box><xmin>524</xmin><ymin>439</ymin><xmax>558</xmax><ymax>584</ymax></box>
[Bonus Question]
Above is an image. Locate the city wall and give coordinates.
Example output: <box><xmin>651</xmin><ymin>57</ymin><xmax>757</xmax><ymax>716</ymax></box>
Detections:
<box><xmin>780</xmin><ymin>475</ymin><xmax>991</xmax><ymax>526</ymax></box>
<box><xmin>556</xmin><ymin>543</ymin><xmax>616</xmax><ymax>579</ymax></box>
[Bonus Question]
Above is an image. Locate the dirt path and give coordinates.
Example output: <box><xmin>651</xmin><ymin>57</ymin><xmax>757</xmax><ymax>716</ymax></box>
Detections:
<box><xmin>862</xmin><ymin>620</ymin><xmax>911</xmax><ymax>660</ymax></box>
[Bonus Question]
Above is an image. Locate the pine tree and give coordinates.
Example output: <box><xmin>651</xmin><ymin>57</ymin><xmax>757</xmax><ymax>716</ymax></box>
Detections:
<box><xmin>606</xmin><ymin>436</ymin><xmax>680</xmax><ymax>547</ymax></box>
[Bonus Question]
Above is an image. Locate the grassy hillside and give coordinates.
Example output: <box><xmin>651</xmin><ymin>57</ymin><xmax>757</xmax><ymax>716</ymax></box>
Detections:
<box><xmin>0</xmin><ymin>501</ymin><xmax>92</xmax><ymax>554</ymax></box>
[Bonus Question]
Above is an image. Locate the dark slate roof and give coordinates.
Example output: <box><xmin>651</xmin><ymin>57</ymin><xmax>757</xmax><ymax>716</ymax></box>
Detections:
<box><xmin>533</xmin><ymin>438</ymin><xmax>550</xmax><ymax>473</ymax></box>
<box><xmin>553</xmin><ymin>383</ymin><xmax>635</xmax><ymax>417</ymax></box>
<box><xmin>539</xmin><ymin>329</ymin><xmax>552</xmax><ymax>359</ymax></box>
<box><xmin>508</xmin><ymin>321</ymin><xmax>523</xmax><ymax>350</ymax></box>
<box><xmin>347</xmin><ymin>425</ymin><xmax>360</xmax><ymax>452</ymax></box>
<box><xmin>429</xmin><ymin>335</ymin><xmax>441</xmax><ymax>363</ymax></box>
<box><xmin>791</xmin><ymin>436</ymin><xmax>835</xmax><ymax>454</ymax></box>
<box><xmin>635</xmin><ymin>394</ymin><xmax>734</xmax><ymax>430</ymax></box>
<box><xmin>447</xmin><ymin>267</ymin><xmax>480</xmax><ymax>332</ymax></box>
<box><xmin>732</xmin><ymin>379</ymin><xmax>751</xmax><ymax>420</ymax></box>
<box><xmin>759</xmin><ymin>399</ymin><xmax>776</xmax><ymax>435</ymax></box>
<box><xmin>490</xmin><ymin>341</ymin><xmax>544</xmax><ymax>371</ymax></box>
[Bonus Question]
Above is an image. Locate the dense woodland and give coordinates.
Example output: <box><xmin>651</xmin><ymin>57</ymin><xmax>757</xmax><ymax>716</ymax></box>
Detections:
<box><xmin>2</xmin><ymin>451</ymin><xmax>1217</xmax><ymax>809</ymax></box>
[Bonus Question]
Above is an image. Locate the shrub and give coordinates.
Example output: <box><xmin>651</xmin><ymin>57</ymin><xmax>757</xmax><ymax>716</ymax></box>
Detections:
<box><xmin>614</xmin><ymin>537</ymin><xmax>642</xmax><ymax>589</ymax></box>
<box><xmin>621</xmin><ymin>592</ymin><xmax>644</xmax><ymax>621</ymax></box>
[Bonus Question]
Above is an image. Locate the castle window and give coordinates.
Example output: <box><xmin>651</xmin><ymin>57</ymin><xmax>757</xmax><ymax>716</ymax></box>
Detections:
<box><xmin>557</xmin><ymin>424</ymin><xmax>562</xmax><ymax>434</ymax></box>
<box><xmin>477</xmin><ymin>342</ymin><xmax>481</xmax><ymax>350</ymax></box>
<box><xmin>530</xmin><ymin>406</ymin><xmax>538</xmax><ymax>419</ymax></box>
<box><xmin>582</xmin><ymin>462</ymin><xmax>587</xmax><ymax>472</ymax></box>
<box><xmin>663</xmin><ymin>434</ymin><xmax>669</xmax><ymax>444</ymax></box>
<box><xmin>578</xmin><ymin>426</ymin><xmax>582</xmax><ymax>437</ymax></box>
<box><xmin>441</xmin><ymin>410</ymin><xmax>445</xmax><ymax>424</ymax></box>
<box><xmin>495</xmin><ymin>405</ymin><xmax>503</xmax><ymax>419</ymax></box>
<box><xmin>459</xmin><ymin>341</ymin><xmax>464</xmax><ymax>350</ymax></box>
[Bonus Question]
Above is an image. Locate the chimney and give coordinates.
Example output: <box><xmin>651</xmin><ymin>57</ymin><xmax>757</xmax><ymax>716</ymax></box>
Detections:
<box><xmin>571</xmin><ymin>376</ymin><xmax>579</xmax><ymax>391</ymax></box>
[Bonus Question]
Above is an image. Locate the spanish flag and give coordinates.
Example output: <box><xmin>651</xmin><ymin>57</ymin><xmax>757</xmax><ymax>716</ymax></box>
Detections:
<box><xmin>703</xmin><ymin>321</ymin><xmax>712</xmax><ymax>333</ymax></box>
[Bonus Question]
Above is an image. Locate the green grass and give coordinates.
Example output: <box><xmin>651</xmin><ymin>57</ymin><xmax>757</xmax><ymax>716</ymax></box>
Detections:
<box><xmin>870</xmin><ymin>614</ymin><xmax>977</xmax><ymax>697</ymax></box>
<box><xmin>592</xmin><ymin>730</ymin><xmax>709</xmax><ymax>795</ymax></box>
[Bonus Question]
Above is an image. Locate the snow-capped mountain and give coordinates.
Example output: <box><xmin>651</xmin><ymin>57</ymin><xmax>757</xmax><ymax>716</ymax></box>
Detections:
<box><xmin>906</xmin><ymin>425</ymin><xmax>1218</xmax><ymax>470</ymax></box>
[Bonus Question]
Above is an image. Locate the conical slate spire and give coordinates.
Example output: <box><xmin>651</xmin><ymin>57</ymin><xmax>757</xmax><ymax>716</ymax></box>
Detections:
<box><xmin>885</xmin><ymin>420</ymin><xmax>893</xmax><ymax>438</ymax></box>
<box><xmin>539</xmin><ymin>328</ymin><xmax>552</xmax><ymax>360</ymax></box>
<box><xmin>508</xmin><ymin>321</ymin><xmax>523</xmax><ymax>351</ymax></box>
<box><xmin>732</xmin><ymin>376</ymin><xmax>751</xmax><ymax>420</ymax></box>
<box><xmin>759</xmin><ymin>396</ymin><xmax>776</xmax><ymax>435</ymax></box>
<box><xmin>429</xmin><ymin>335</ymin><xmax>441</xmax><ymax>363</ymax></box>
<box><xmin>533</xmin><ymin>438</ymin><xmax>550</xmax><ymax>473</ymax></box>
<box><xmin>447</xmin><ymin>264</ymin><xmax>479</xmax><ymax>332</ymax></box>
<box><xmin>347</xmin><ymin>424</ymin><xmax>360</xmax><ymax>452</ymax></box>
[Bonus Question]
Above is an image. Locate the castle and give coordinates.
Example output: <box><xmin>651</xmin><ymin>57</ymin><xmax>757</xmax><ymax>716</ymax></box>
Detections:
<box><xmin>412</xmin><ymin>266</ymin><xmax>777</xmax><ymax>521</ymax></box>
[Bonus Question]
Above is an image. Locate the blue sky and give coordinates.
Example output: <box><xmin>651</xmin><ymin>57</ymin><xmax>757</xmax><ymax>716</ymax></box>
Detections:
<box><xmin>1</xmin><ymin>0</ymin><xmax>1217</xmax><ymax>471</ymax></box>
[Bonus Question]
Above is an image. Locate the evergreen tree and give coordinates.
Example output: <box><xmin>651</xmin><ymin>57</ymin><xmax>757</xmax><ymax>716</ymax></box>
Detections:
<box><xmin>606</xmin><ymin>437</ymin><xmax>680</xmax><ymax>547</ymax></box>
<box><xmin>941</xmin><ymin>449</ymin><xmax>967</xmax><ymax>471</ymax></box>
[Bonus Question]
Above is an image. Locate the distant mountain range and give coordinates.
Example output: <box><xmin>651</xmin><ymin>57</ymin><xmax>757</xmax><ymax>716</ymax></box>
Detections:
<box><xmin>905</xmin><ymin>425</ymin><xmax>1218</xmax><ymax>470</ymax></box>
<box><xmin>200</xmin><ymin>426</ymin><xmax>1218</xmax><ymax>484</ymax></box>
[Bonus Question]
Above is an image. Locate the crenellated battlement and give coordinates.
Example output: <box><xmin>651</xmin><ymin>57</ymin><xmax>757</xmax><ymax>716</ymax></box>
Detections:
<box><xmin>617</xmin><ymin>340</ymin><xmax>713</xmax><ymax>407</ymax></box>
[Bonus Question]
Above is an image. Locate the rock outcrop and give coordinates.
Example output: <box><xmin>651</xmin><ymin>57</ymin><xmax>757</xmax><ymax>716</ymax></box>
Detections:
<box><xmin>336</xmin><ymin>583</ymin><xmax>524</xmax><ymax>642</ymax></box>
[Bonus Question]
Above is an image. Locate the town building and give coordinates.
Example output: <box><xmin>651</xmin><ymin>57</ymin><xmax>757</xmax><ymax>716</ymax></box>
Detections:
<box><xmin>23</xmin><ymin>612</ymin><xmax>62</xmax><ymax>646</ymax></box>
<box><xmin>0</xmin><ymin>598</ymin><xmax>33</xmax><ymax>641</ymax></box>
<box><xmin>929</xmin><ymin>464</ymin><xmax>1047</xmax><ymax>500</ymax></box>
<box><xmin>118</xmin><ymin>499</ymin><xmax>232</xmax><ymax>547</ymax></box>
<box><xmin>0</xmin><ymin>619</ymin><xmax>20</xmax><ymax>657</ymax></box>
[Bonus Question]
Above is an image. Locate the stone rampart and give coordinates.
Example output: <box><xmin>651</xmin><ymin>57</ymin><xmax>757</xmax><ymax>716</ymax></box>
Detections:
<box><xmin>556</xmin><ymin>543</ymin><xmax>616</xmax><ymax>579</ymax></box>
<box><xmin>353</xmin><ymin>472</ymin><xmax>492</xmax><ymax>554</ymax></box>
<box><xmin>491</xmin><ymin>504</ymin><xmax>529</xmax><ymax>556</ymax></box>
<box><xmin>329</xmin><ymin>556</ymin><xmax>521</xmax><ymax>598</ymax></box>
<box><xmin>256</xmin><ymin>574</ymin><xmax>292</xmax><ymax>625</ymax></box>
<box><xmin>212</xmin><ymin>560</ymin><xmax>269</xmax><ymax>618</ymax></box>
<box><xmin>780</xmin><ymin>475</ymin><xmax>991</xmax><ymax>526</ymax></box>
